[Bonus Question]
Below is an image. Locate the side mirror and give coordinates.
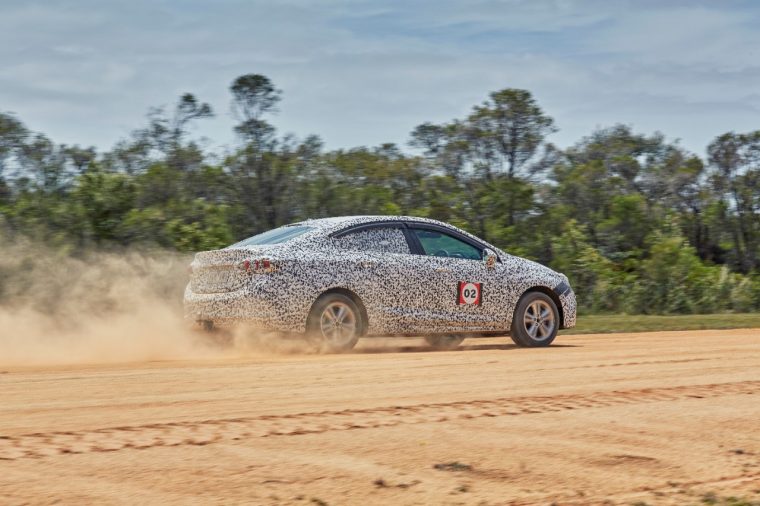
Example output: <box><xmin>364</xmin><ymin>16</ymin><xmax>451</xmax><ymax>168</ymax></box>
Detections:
<box><xmin>483</xmin><ymin>248</ymin><xmax>497</xmax><ymax>269</ymax></box>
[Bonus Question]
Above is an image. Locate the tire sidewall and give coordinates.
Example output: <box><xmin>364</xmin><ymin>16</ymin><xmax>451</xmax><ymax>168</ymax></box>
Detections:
<box><xmin>510</xmin><ymin>292</ymin><xmax>559</xmax><ymax>347</ymax></box>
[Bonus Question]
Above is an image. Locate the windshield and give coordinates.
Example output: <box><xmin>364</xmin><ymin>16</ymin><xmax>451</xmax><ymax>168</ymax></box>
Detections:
<box><xmin>227</xmin><ymin>225</ymin><xmax>314</xmax><ymax>248</ymax></box>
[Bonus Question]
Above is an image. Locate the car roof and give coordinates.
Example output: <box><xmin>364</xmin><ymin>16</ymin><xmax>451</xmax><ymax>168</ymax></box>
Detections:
<box><xmin>297</xmin><ymin>215</ymin><xmax>445</xmax><ymax>233</ymax></box>
<box><xmin>284</xmin><ymin>215</ymin><xmax>504</xmax><ymax>255</ymax></box>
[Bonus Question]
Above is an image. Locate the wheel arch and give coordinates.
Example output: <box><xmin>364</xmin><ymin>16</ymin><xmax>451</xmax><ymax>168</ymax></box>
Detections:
<box><xmin>310</xmin><ymin>287</ymin><xmax>369</xmax><ymax>336</ymax></box>
<box><xmin>521</xmin><ymin>286</ymin><xmax>565</xmax><ymax>329</ymax></box>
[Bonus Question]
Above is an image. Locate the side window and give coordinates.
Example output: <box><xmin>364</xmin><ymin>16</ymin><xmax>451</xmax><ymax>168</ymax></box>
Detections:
<box><xmin>412</xmin><ymin>228</ymin><xmax>482</xmax><ymax>260</ymax></box>
<box><xmin>335</xmin><ymin>227</ymin><xmax>410</xmax><ymax>254</ymax></box>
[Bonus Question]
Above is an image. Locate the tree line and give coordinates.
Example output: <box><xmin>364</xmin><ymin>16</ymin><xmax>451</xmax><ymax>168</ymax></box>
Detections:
<box><xmin>1</xmin><ymin>74</ymin><xmax>759</xmax><ymax>314</ymax></box>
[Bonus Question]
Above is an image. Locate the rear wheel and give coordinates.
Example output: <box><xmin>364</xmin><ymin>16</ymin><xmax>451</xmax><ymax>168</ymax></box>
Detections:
<box><xmin>424</xmin><ymin>334</ymin><xmax>465</xmax><ymax>350</ymax></box>
<box><xmin>510</xmin><ymin>292</ymin><xmax>559</xmax><ymax>347</ymax></box>
<box><xmin>306</xmin><ymin>293</ymin><xmax>362</xmax><ymax>352</ymax></box>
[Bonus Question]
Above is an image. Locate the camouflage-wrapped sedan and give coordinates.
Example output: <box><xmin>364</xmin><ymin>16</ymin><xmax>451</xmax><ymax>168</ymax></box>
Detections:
<box><xmin>185</xmin><ymin>216</ymin><xmax>576</xmax><ymax>351</ymax></box>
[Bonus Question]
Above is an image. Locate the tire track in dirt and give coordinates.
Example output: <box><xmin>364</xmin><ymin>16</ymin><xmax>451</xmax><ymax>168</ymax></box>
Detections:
<box><xmin>543</xmin><ymin>356</ymin><xmax>713</xmax><ymax>370</ymax></box>
<box><xmin>1</xmin><ymin>380</ymin><xmax>758</xmax><ymax>461</ymax></box>
<box><xmin>517</xmin><ymin>471</ymin><xmax>760</xmax><ymax>506</ymax></box>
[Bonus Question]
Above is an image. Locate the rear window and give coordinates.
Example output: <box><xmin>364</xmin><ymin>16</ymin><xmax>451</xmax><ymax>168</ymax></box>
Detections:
<box><xmin>336</xmin><ymin>227</ymin><xmax>410</xmax><ymax>254</ymax></box>
<box><xmin>228</xmin><ymin>225</ymin><xmax>314</xmax><ymax>248</ymax></box>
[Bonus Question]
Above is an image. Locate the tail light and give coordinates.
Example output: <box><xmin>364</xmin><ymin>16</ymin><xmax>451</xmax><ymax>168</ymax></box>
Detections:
<box><xmin>240</xmin><ymin>258</ymin><xmax>278</xmax><ymax>274</ymax></box>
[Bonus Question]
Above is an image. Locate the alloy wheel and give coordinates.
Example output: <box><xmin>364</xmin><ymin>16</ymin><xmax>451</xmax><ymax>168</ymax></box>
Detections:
<box><xmin>319</xmin><ymin>301</ymin><xmax>358</xmax><ymax>347</ymax></box>
<box><xmin>523</xmin><ymin>299</ymin><xmax>556</xmax><ymax>341</ymax></box>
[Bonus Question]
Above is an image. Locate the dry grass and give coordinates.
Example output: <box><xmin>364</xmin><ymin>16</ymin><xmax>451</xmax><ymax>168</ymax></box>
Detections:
<box><xmin>567</xmin><ymin>313</ymin><xmax>760</xmax><ymax>335</ymax></box>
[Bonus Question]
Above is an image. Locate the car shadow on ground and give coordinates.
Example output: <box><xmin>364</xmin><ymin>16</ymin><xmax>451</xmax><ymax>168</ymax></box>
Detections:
<box><xmin>352</xmin><ymin>342</ymin><xmax>581</xmax><ymax>355</ymax></box>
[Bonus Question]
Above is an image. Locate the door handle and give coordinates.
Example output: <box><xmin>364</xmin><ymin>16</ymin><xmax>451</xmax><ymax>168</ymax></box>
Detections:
<box><xmin>358</xmin><ymin>261</ymin><xmax>376</xmax><ymax>269</ymax></box>
<box><xmin>435</xmin><ymin>267</ymin><xmax>450</xmax><ymax>273</ymax></box>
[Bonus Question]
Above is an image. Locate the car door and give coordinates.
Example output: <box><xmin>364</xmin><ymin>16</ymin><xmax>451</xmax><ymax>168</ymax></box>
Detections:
<box><xmin>407</xmin><ymin>226</ymin><xmax>504</xmax><ymax>331</ymax></box>
<box><xmin>331</xmin><ymin>224</ymin><xmax>427</xmax><ymax>332</ymax></box>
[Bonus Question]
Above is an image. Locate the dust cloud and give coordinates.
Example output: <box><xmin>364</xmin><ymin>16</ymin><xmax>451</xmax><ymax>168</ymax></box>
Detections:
<box><xmin>0</xmin><ymin>240</ymin><xmax>234</xmax><ymax>367</ymax></box>
<box><xmin>0</xmin><ymin>240</ymin><xmax>417</xmax><ymax>367</ymax></box>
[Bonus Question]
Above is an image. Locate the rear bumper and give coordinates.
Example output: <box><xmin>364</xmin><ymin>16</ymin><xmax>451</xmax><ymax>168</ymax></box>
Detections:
<box><xmin>183</xmin><ymin>285</ymin><xmax>276</xmax><ymax>329</ymax></box>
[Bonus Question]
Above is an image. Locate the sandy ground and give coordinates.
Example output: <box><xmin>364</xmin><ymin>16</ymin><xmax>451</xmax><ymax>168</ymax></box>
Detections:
<box><xmin>0</xmin><ymin>329</ymin><xmax>759</xmax><ymax>506</ymax></box>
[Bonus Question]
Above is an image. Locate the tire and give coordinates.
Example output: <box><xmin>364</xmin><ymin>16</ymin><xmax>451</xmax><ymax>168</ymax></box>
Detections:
<box><xmin>510</xmin><ymin>292</ymin><xmax>559</xmax><ymax>347</ymax></box>
<box><xmin>306</xmin><ymin>293</ymin><xmax>362</xmax><ymax>353</ymax></box>
<box><xmin>424</xmin><ymin>334</ymin><xmax>466</xmax><ymax>350</ymax></box>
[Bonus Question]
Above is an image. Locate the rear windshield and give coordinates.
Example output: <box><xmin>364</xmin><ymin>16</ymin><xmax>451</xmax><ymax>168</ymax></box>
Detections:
<box><xmin>228</xmin><ymin>225</ymin><xmax>314</xmax><ymax>248</ymax></box>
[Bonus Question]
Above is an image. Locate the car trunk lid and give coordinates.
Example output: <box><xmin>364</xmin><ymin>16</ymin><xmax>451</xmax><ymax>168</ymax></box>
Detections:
<box><xmin>189</xmin><ymin>247</ymin><xmax>271</xmax><ymax>294</ymax></box>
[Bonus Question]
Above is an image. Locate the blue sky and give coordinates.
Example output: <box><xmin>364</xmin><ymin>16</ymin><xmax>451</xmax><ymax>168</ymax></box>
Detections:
<box><xmin>1</xmin><ymin>0</ymin><xmax>759</xmax><ymax>156</ymax></box>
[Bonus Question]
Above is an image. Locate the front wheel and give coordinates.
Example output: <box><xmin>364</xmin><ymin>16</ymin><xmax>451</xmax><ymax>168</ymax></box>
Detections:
<box><xmin>510</xmin><ymin>292</ymin><xmax>559</xmax><ymax>347</ymax></box>
<box><xmin>306</xmin><ymin>293</ymin><xmax>363</xmax><ymax>353</ymax></box>
<box><xmin>424</xmin><ymin>334</ymin><xmax>466</xmax><ymax>350</ymax></box>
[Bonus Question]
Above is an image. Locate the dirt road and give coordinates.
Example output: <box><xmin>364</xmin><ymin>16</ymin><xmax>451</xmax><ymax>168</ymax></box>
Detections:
<box><xmin>1</xmin><ymin>329</ymin><xmax>759</xmax><ymax>505</ymax></box>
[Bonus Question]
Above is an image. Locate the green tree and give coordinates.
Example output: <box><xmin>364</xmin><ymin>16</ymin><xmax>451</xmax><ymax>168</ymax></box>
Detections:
<box><xmin>2</xmin><ymin>82</ymin><xmax>759</xmax><ymax>317</ymax></box>
<box><xmin>227</xmin><ymin>74</ymin><xmax>296</xmax><ymax>236</ymax></box>
<box><xmin>0</xmin><ymin>113</ymin><xmax>28</xmax><ymax>205</ymax></box>
<box><xmin>707</xmin><ymin>131</ymin><xmax>760</xmax><ymax>272</ymax></box>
